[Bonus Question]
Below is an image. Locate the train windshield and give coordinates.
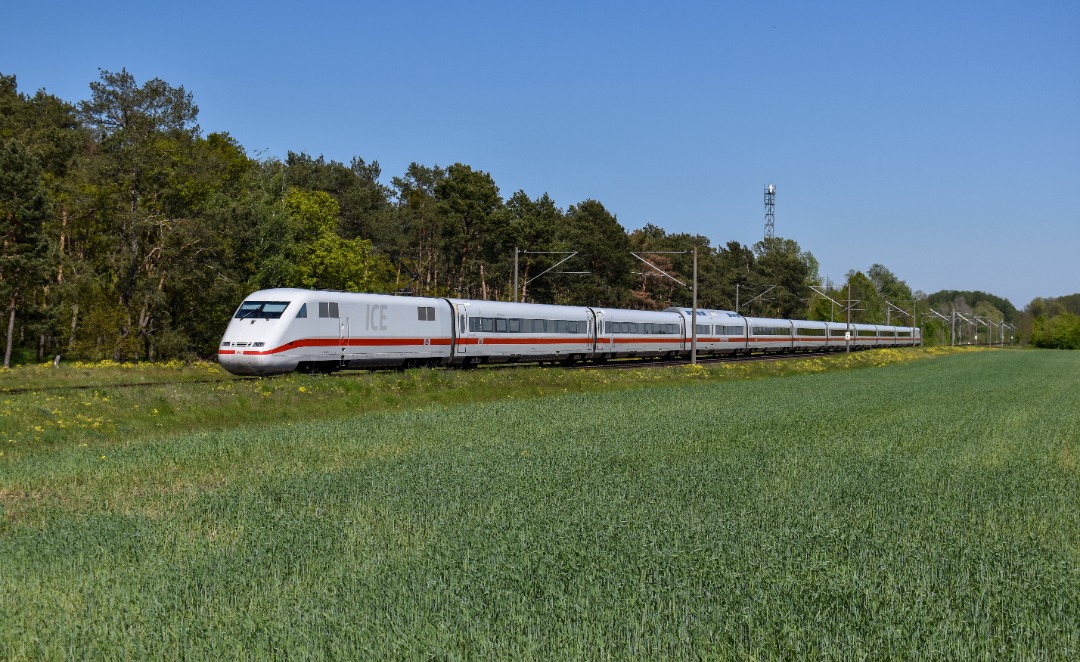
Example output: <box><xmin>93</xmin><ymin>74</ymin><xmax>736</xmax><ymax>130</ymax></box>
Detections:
<box><xmin>234</xmin><ymin>301</ymin><xmax>291</xmax><ymax>320</ymax></box>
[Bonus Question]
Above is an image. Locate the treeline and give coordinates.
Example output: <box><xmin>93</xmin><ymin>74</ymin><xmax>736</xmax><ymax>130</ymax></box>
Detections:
<box><xmin>0</xmin><ymin>69</ymin><xmax>1032</xmax><ymax>365</ymax></box>
<box><xmin>1025</xmin><ymin>294</ymin><xmax>1080</xmax><ymax>349</ymax></box>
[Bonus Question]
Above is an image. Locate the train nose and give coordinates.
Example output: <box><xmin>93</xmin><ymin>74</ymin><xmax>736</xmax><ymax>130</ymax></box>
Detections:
<box><xmin>217</xmin><ymin>347</ymin><xmax>258</xmax><ymax>375</ymax></box>
<box><xmin>218</xmin><ymin>342</ymin><xmax>296</xmax><ymax>375</ymax></box>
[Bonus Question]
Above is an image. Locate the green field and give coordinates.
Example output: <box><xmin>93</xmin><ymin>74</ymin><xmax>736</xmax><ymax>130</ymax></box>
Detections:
<box><xmin>2</xmin><ymin>350</ymin><xmax>1078</xmax><ymax>658</ymax></box>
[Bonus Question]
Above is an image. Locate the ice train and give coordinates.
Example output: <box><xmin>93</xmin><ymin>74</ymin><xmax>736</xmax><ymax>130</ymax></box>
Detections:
<box><xmin>217</xmin><ymin>288</ymin><xmax>921</xmax><ymax>376</ymax></box>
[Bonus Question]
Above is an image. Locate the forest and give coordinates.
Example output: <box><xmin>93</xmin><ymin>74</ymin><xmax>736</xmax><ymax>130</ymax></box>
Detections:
<box><xmin>0</xmin><ymin>69</ymin><xmax>1070</xmax><ymax>365</ymax></box>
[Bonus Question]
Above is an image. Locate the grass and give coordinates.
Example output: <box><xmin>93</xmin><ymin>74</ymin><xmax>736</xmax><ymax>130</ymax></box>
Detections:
<box><xmin>1</xmin><ymin>348</ymin><xmax>1077</xmax><ymax>658</ymax></box>
<box><xmin>0</xmin><ymin>347</ymin><xmax>944</xmax><ymax>458</ymax></box>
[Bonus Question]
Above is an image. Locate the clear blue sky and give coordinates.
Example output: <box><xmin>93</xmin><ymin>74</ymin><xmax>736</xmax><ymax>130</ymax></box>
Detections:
<box><xmin>4</xmin><ymin>0</ymin><xmax>1078</xmax><ymax>308</ymax></box>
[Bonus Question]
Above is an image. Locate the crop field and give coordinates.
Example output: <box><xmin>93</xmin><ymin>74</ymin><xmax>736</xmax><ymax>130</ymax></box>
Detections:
<box><xmin>1</xmin><ymin>349</ymin><xmax>1077</xmax><ymax>658</ymax></box>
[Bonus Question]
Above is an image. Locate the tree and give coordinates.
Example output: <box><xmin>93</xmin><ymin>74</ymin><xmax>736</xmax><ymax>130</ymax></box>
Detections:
<box><xmin>282</xmin><ymin>152</ymin><xmax>392</xmax><ymax>244</ymax></box>
<box><xmin>506</xmin><ymin>191</ymin><xmax>565</xmax><ymax>302</ymax></box>
<box><xmin>390</xmin><ymin>163</ymin><xmax>447</xmax><ymax>295</ymax></box>
<box><xmin>435</xmin><ymin>164</ymin><xmax>507</xmax><ymax>298</ymax></box>
<box><xmin>78</xmin><ymin>68</ymin><xmax>199</xmax><ymax>142</ymax></box>
<box><xmin>627</xmin><ymin>224</ymin><xmax>716</xmax><ymax>310</ymax></box>
<box><xmin>70</xmin><ymin>68</ymin><xmax>203</xmax><ymax>359</ymax></box>
<box><xmin>842</xmin><ymin>270</ymin><xmax>885</xmax><ymax>324</ymax></box>
<box><xmin>156</xmin><ymin>132</ymin><xmax>264</xmax><ymax>358</ymax></box>
<box><xmin>1031</xmin><ymin>312</ymin><xmax>1080</xmax><ymax>349</ymax></box>
<box><xmin>867</xmin><ymin>264</ymin><xmax>913</xmax><ymax>302</ymax></box>
<box><xmin>865</xmin><ymin>263</ymin><xmax>918</xmax><ymax>324</ymax></box>
<box><xmin>279</xmin><ymin>188</ymin><xmax>394</xmax><ymax>292</ymax></box>
<box><xmin>559</xmin><ymin>200</ymin><xmax>634</xmax><ymax>307</ymax></box>
<box><xmin>1</xmin><ymin>73</ymin><xmax>89</xmax><ymax>361</ymax></box>
<box><xmin>752</xmin><ymin>237</ymin><xmax>819</xmax><ymax>318</ymax></box>
<box><xmin>1022</xmin><ymin>293</ymin><xmax>1080</xmax><ymax>347</ymax></box>
<box><xmin>714</xmin><ymin>241</ymin><xmax>760</xmax><ymax>312</ymax></box>
<box><xmin>0</xmin><ymin>139</ymin><xmax>51</xmax><ymax>366</ymax></box>
<box><xmin>926</xmin><ymin>290</ymin><xmax>1017</xmax><ymax>323</ymax></box>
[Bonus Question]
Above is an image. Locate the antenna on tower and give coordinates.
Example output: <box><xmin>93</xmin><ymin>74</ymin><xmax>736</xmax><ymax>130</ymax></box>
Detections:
<box><xmin>764</xmin><ymin>184</ymin><xmax>776</xmax><ymax>240</ymax></box>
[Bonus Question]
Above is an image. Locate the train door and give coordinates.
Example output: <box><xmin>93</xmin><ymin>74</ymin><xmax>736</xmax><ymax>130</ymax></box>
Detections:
<box><xmin>591</xmin><ymin>310</ymin><xmax>602</xmax><ymax>355</ymax></box>
<box><xmin>594</xmin><ymin>310</ymin><xmax>613</xmax><ymax>355</ymax></box>
<box><xmin>455</xmin><ymin>303</ymin><xmax>469</xmax><ymax>355</ymax></box>
<box><xmin>340</xmin><ymin>314</ymin><xmax>349</xmax><ymax>364</ymax></box>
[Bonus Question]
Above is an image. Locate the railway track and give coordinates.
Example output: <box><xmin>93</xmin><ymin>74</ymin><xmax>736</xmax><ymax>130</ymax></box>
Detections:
<box><xmin>1</xmin><ymin>349</ymin><xmax>858</xmax><ymax>396</ymax></box>
<box><xmin>0</xmin><ymin>376</ymin><xmax>247</xmax><ymax>396</ymax></box>
<box><xmin>571</xmin><ymin>349</ymin><xmax>835</xmax><ymax>371</ymax></box>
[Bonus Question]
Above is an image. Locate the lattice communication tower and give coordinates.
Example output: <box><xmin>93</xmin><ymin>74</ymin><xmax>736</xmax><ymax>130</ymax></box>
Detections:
<box><xmin>764</xmin><ymin>184</ymin><xmax>776</xmax><ymax>239</ymax></box>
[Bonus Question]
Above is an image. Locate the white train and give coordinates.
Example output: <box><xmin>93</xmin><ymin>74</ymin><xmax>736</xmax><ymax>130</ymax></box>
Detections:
<box><xmin>218</xmin><ymin>288</ymin><xmax>921</xmax><ymax>376</ymax></box>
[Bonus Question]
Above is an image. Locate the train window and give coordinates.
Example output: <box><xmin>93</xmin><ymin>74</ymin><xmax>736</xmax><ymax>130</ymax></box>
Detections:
<box><xmin>722</xmin><ymin>325</ymin><xmax>744</xmax><ymax>336</ymax></box>
<box><xmin>296</xmin><ymin>304</ymin><xmax>307</xmax><ymax>319</ymax></box>
<box><xmin>796</xmin><ymin>327</ymin><xmax>826</xmax><ymax>336</ymax></box>
<box><xmin>235</xmin><ymin>301</ymin><xmax>291</xmax><ymax>320</ymax></box>
<box><xmin>509</xmin><ymin>318</ymin><xmax>521</xmax><ymax>333</ymax></box>
<box><xmin>898</xmin><ymin>331</ymin><xmax>911</xmax><ymax>337</ymax></box>
<box><xmin>472</xmin><ymin>317</ymin><xmax>492</xmax><ymax>332</ymax></box>
<box><xmin>752</xmin><ymin>326</ymin><xmax>790</xmax><ymax>336</ymax></box>
<box><xmin>495</xmin><ymin>318</ymin><xmax>508</xmax><ymax>333</ymax></box>
<box><xmin>858</xmin><ymin>329</ymin><xmax>876</xmax><ymax>337</ymax></box>
<box><xmin>417</xmin><ymin>306</ymin><xmax>436</xmax><ymax>321</ymax></box>
<box><xmin>695</xmin><ymin>324</ymin><xmax>709</xmax><ymax>335</ymax></box>
<box><xmin>318</xmin><ymin>302</ymin><xmax>339</xmax><ymax>319</ymax></box>
<box><xmin>830</xmin><ymin>329</ymin><xmax>848</xmax><ymax>337</ymax></box>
